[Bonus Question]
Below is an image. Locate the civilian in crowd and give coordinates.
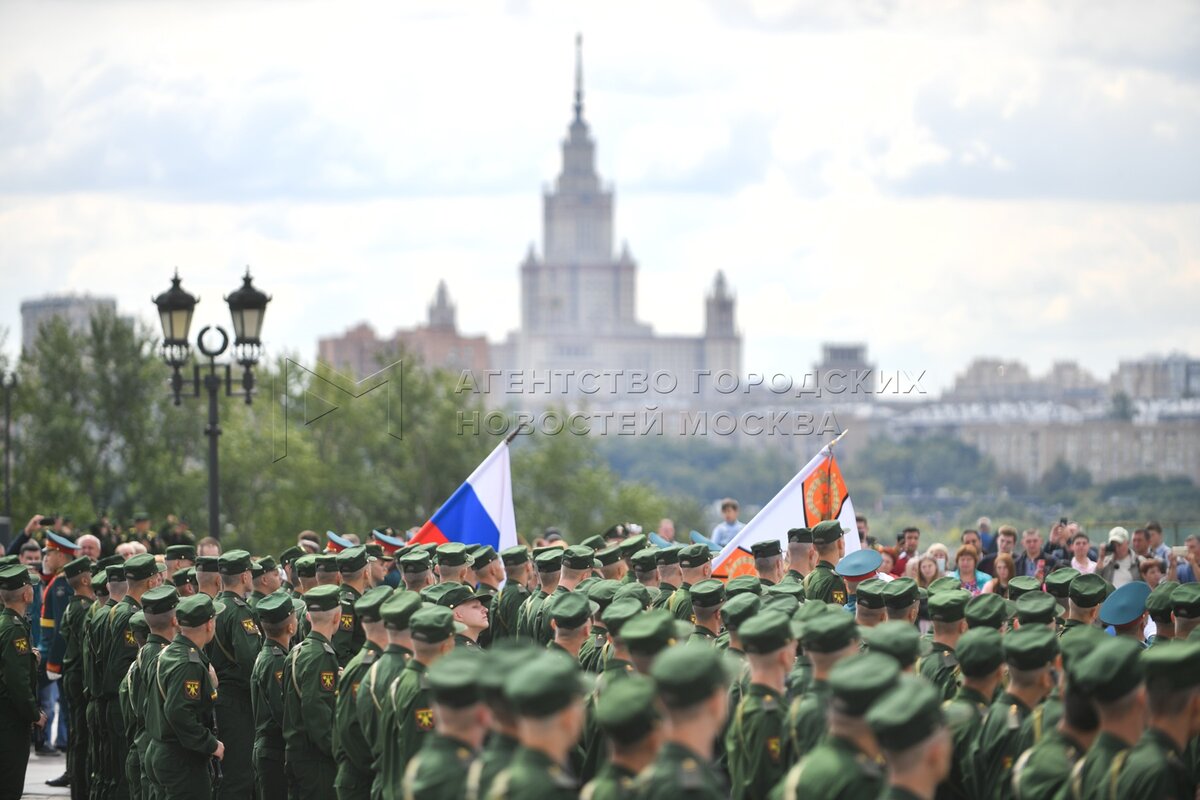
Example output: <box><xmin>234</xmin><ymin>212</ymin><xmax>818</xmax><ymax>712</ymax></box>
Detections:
<box><xmin>926</xmin><ymin>543</ymin><xmax>951</xmax><ymax>574</ymax></box>
<box><xmin>196</xmin><ymin>536</ymin><xmax>221</xmax><ymax>557</ymax></box>
<box><xmin>893</xmin><ymin>527</ymin><xmax>921</xmax><ymax>576</ymax></box>
<box><xmin>76</xmin><ymin>534</ymin><xmax>101</xmax><ymax>561</ymax></box>
<box><xmin>857</xmin><ymin>514</ymin><xmax>877</xmax><ymax>549</ymax></box>
<box><xmin>298</xmin><ymin>530</ymin><xmax>322</xmax><ymax>553</ymax></box>
<box><xmin>1144</xmin><ymin>521</ymin><xmax>1171</xmax><ymax>568</ymax></box>
<box><xmin>1097</xmin><ymin>526</ymin><xmax>1141</xmax><ymax>588</ymax></box>
<box><xmin>1070</xmin><ymin>533</ymin><xmax>1097</xmax><ymax>573</ymax></box>
<box><xmin>1013</xmin><ymin>529</ymin><xmax>1055</xmax><ymax>579</ymax></box>
<box><xmin>914</xmin><ymin>554</ymin><xmax>942</xmax><ymax>589</ymax></box>
<box><xmin>979</xmin><ymin>525</ymin><xmax>1017</xmax><ymax>576</ymax></box>
<box><xmin>1131</xmin><ymin>528</ymin><xmax>1151</xmax><ymax>560</ymax></box>
<box><xmin>656</xmin><ymin>518</ymin><xmax>675</xmax><ymax>543</ymax></box>
<box><xmin>878</xmin><ymin>548</ymin><xmax>896</xmax><ymax>576</ymax></box>
<box><xmin>976</xmin><ymin>516</ymin><xmax>996</xmax><ymax>554</ymax></box>
<box><xmin>982</xmin><ymin>553</ymin><xmax>1015</xmax><ymax>599</ymax></box>
<box><xmin>1043</xmin><ymin>523</ymin><xmax>1071</xmax><ymax>563</ymax></box>
<box><xmin>1173</xmin><ymin>534</ymin><xmax>1200</xmax><ymax>583</ymax></box>
<box><xmin>711</xmin><ymin>498</ymin><xmax>745</xmax><ymax>548</ymax></box>
<box><xmin>116</xmin><ymin>540</ymin><xmax>147</xmax><ymax>559</ymax></box>
<box><xmin>1139</xmin><ymin>558</ymin><xmax>1164</xmax><ymax>589</ymax></box>
<box><xmin>959</xmin><ymin>530</ymin><xmax>982</xmax><ymax>554</ymax></box>
<box><xmin>949</xmin><ymin>546</ymin><xmax>989</xmax><ymax>596</ymax></box>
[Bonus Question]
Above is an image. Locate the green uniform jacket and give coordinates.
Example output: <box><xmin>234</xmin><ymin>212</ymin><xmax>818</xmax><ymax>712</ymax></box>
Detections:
<box><xmin>130</xmin><ymin>634</ymin><xmax>171</xmax><ymax>747</ymax></box>
<box><xmin>577</xmin><ymin>626</ymin><xmax>608</xmax><ymax>673</ymax></box>
<box><xmin>784</xmin><ymin>678</ymin><xmax>830</xmax><ymax>764</ymax></box>
<box><xmin>1015</xmin><ymin>688</ymin><xmax>1062</xmax><ymax>755</ymax></box>
<box><xmin>667</xmin><ymin>583</ymin><xmax>694</xmax><ymax>622</ymax></box>
<box><xmin>465</xmin><ymin>731</ymin><xmax>518</xmax><ymax>800</ymax></box>
<box><xmin>968</xmin><ymin>691</ymin><xmax>1031</xmax><ymax>800</ymax></box>
<box><xmin>0</xmin><ymin>606</ymin><xmax>38</xmax><ymax>722</ymax></box>
<box><xmin>334</xmin><ymin>640</ymin><xmax>382</xmax><ymax>791</ymax></box>
<box><xmin>1011</xmin><ymin>727</ymin><xmax>1087</xmax><ymax>800</ymax></box>
<box><xmin>515</xmin><ymin>589</ymin><xmax>547</xmax><ymax>641</ymax></box>
<box><xmin>84</xmin><ymin>598</ymin><xmax>117</xmax><ymax>700</ymax></box>
<box><xmin>376</xmin><ymin>659</ymin><xmax>432</xmax><ymax>800</ymax></box>
<box><xmin>402</xmin><ymin>732</ymin><xmax>477</xmax><ymax>800</ymax></box>
<box><xmin>251</xmin><ymin>640</ymin><xmax>290</xmax><ymax>750</ymax></box>
<box><xmin>102</xmin><ymin>595</ymin><xmax>143</xmax><ymax>698</ymax></box>
<box><xmin>727</xmin><ymin>682</ymin><xmax>787</xmax><ymax>800</ymax></box>
<box><xmin>532</xmin><ymin>586</ymin><xmax>569</xmax><ymax>646</ymax></box>
<box><xmin>1067</xmin><ymin>731</ymin><xmax>1135</xmax><ymax>800</ymax></box>
<box><xmin>1112</xmin><ymin>727</ymin><xmax>1194</xmax><ymax>800</ymax></box>
<box><xmin>580</xmin><ymin>762</ymin><xmax>636</xmax><ymax>800</ymax></box>
<box><xmin>486</xmin><ymin>745</ymin><xmax>578</xmax><ymax>800</ymax></box>
<box><xmin>770</xmin><ymin>735</ymin><xmax>885</xmax><ymax>800</ymax></box>
<box><xmin>60</xmin><ymin>594</ymin><xmax>93</xmax><ymax>679</ymax></box>
<box><xmin>488</xmin><ymin>582</ymin><xmax>527</xmax><ymax>645</ymax></box>
<box><xmin>632</xmin><ymin>741</ymin><xmax>724</xmax><ymax>800</ymax></box>
<box><xmin>282</xmin><ymin>630</ymin><xmax>339</xmax><ymax>759</ymax></box>
<box><xmin>357</xmin><ymin>643</ymin><xmax>411</xmax><ymax>770</ymax></box>
<box><xmin>210</xmin><ymin>591</ymin><xmax>262</xmax><ymax>695</ymax></box>
<box><xmin>652</xmin><ymin>582</ymin><xmax>677</xmax><ymax>611</ymax></box>
<box><xmin>144</xmin><ymin>633</ymin><xmax>219</xmax><ymax>756</ymax></box>
<box><xmin>803</xmin><ymin>562</ymin><xmax>847</xmax><ymax>605</ymax></box>
<box><xmin>332</xmin><ymin>584</ymin><xmax>364</xmax><ymax>668</ymax></box>
<box><xmin>917</xmin><ymin>642</ymin><xmax>961</xmax><ymax>702</ymax></box>
<box><xmin>938</xmin><ymin>685</ymin><xmax>990</xmax><ymax>800</ymax></box>
<box><xmin>578</xmin><ymin>658</ymin><xmax>636</xmax><ymax>783</ymax></box>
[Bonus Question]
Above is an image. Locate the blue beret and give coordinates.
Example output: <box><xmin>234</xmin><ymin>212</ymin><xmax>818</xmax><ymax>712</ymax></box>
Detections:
<box><xmin>836</xmin><ymin>548</ymin><xmax>882</xmax><ymax>579</ymax></box>
<box><xmin>1099</xmin><ymin>581</ymin><xmax>1151</xmax><ymax>627</ymax></box>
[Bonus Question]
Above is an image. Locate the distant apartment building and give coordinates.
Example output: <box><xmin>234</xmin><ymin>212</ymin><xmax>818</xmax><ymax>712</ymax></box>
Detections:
<box><xmin>1111</xmin><ymin>354</ymin><xmax>1200</xmax><ymax>400</ymax></box>
<box><xmin>944</xmin><ymin>358</ymin><xmax>1105</xmax><ymax>405</ymax></box>
<box><xmin>20</xmin><ymin>294</ymin><xmax>118</xmax><ymax>352</ymax></box>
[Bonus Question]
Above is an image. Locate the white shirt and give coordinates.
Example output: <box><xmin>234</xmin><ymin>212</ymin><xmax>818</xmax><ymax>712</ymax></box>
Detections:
<box><xmin>1071</xmin><ymin>556</ymin><xmax>1097</xmax><ymax>574</ymax></box>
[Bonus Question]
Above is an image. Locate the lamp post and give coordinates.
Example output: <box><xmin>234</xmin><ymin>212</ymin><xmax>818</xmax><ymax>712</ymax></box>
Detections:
<box><xmin>154</xmin><ymin>269</ymin><xmax>271</xmax><ymax>541</ymax></box>
<box><xmin>1</xmin><ymin>370</ymin><xmax>15</xmax><ymax>526</ymax></box>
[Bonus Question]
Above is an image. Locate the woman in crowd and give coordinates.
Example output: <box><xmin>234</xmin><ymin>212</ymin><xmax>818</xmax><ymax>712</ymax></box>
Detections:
<box><xmin>982</xmin><ymin>552</ymin><xmax>1015</xmax><ymax>598</ymax></box>
<box><xmin>948</xmin><ymin>545</ymin><xmax>989</xmax><ymax>595</ymax></box>
<box><xmin>914</xmin><ymin>553</ymin><xmax>942</xmax><ymax>588</ymax></box>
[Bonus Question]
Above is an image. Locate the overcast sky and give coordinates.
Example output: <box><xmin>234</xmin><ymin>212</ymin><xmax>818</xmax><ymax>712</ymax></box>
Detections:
<box><xmin>2</xmin><ymin>0</ymin><xmax>1198</xmax><ymax>392</ymax></box>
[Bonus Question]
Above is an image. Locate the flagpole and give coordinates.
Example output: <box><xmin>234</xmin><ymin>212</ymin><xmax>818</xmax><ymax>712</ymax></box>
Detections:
<box><xmin>505</xmin><ymin>423</ymin><xmax>532</xmax><ymax>445</ymax></box>
<box><xmin>824</xmin><ymin>428</ymin><xmax>850</xmax><ymax>451</ymax></box>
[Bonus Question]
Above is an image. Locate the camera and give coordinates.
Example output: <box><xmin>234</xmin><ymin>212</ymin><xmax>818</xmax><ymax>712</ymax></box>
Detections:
<box><xmin>1104</xmin><ymin>540</ymin><xmax>1117</xmax><ymax>555</ymax></box>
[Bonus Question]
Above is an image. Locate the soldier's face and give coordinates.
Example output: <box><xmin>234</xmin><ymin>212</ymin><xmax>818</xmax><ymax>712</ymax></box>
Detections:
<box><xmin>456</xmin><ymin>599</ymin><xmax>489</xmax><ymax>631</ymax></box>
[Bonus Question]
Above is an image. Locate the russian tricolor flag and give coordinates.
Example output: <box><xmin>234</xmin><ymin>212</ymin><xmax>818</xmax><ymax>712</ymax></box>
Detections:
<box><xmin>410</xmin><ymin>440</ymin><xmax>519</xmax><ymax>551</ymax></box>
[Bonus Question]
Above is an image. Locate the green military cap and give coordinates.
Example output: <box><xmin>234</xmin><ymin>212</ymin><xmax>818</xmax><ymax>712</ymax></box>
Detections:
<box><xmin>595</xmin><ymin>674</ymin><xmax>660</xmax><ymax>741</ymax></box>
<box><xmin>1142</xmin><ymin>640</ymin><xmax>1200</xmax><ymax>691</ymax></box>
<box><xmin>1069</xmin><ymin>573</ymin><xmax>1108</xmax><ymax>608</ymax></box>
<box><xmin>749</xmin><ymin>539</ymin><xmax>782</xmax><ymax>559</ymax></box>
<box><xmin>98</xmin><ymin>554</ymin><xmax>124</xmax><ymax>569</ymax></box>
<box><xmin>766</xmin><ymin>581</ymin><xmax>806</xmax><ymax>600</ymax></box>
<box><xmin>965</xmin><ymin>593</ymin><xmax>1007</xmax><ymax>630</ymax></box>
<box><xmin>586</xmin><ymin>579</ymin><xmax>621</xmax><ymax>610</ymax></box>
<box><xmin>829</xmin><ymin>652</ymin><xmax>900</xmax><ymax>716</ymax></box>
<box><xmin>478</xmin><ymin>642</ymin><xmax>536</xmax><ymax>703</ymax></box>
<box><xmin>505</xmin><ymin>650</ymin><xmax>586</xmax><ymax>717</ymax></box>
<box><xmin>1043</xmin><ymin>567</ymin><xmax>1080</xmax><ymax>600</ymax></box>
<box><xmin>739</xmin><ymin>611</ymin><xmax>794</xmax><ymax>654</ymax></box>
<box><xmin>926</xmin><ymin>575</ymin><xmax>963</xmax><ymax>597</ymax></box>
<box><xmin>106</xmin><ymin>563</ymin><xmax>127</xmax><ymax>581</ymax></box>
<box><xmin>257</xmin><ymin>555</ymin><xmax>277</xmax><ymax>573</ymax></box>
<box><xmin>651</xmin><ymin>642</ymin><xmax>728</xmax><ymax>708</ymax></box>
<box><xmin>337</xmin><ymin>546</ymin><xmax>371</xmax><ymax>573</ymax></box>
<box><xmin>303</xmin><ymin>584</ymin><xmax>342</xmax><ymax>612</ymax></box>
<box><xmin>561</xmin><ymin>545</ymin><xmax>595</xmax><ymax>571</ymax></box>
<box><xmin>426</xmin><ymin>648</ymin><xmax>484</xmax><ymax>708</ymax></box>
<box><xmin>500</xmin><ymin>546</ymin><xmax>530</xmax><ymax>567</ymax></box>
<box><xmin>534</xmin><ymin>549</ymin><xmax>564</xmax><ymax>573</ymax></box>
<box><xmin>124</xmin><ymin>553</ymin><xmax>159</xmax><ymax>581</ymax></box>
<box><xmin>594</xmin><ymin>545</ymin><xmax>622</xmax><ymax>567</ymax></box>
<box><xmin>399</xmin><ymin>551</ymin><xmax>432</xmax><ymax>574</ymax></box>
<box><xmin>250</xmin><ymin>559</ymin><xmax>265</xmax><ymax>579</ymax></box>
<box><xmin>92</xmin><ymin>569</ymin><xmax>109</xmax><ymax>587</ymax></box>
<box><xmin>419</xmin><ymin>582</ymin><xmax>452</xmax><ymax>605</ymax></box>
<box><xmin>1003</xmin><ymin>625</ymin><xmax>1059</xmax><ymax>670</ymax></box>
<box><xmin>410</xmin><ymin>605</ymin><xmax>466</xmax><ymax>644</ymax></box>
<box><xmin>580</xmin><ymin>535</ymin><xmax>606</xmax><ymax>551</ymax></box>
<box><xmin>801</xmin><ymin>609</ymin><xmax>859</xmax><ymax>653</ymax></box>
<box><xmin>1145</xmin><ymin>580</ymin><xmax>1179</xmax><ymax>621</ymax></box>
<box><xmin>550</xmin><ymin>592</ymin><xmax>598</xmax><ymax>629</ymax></box>
<box><xmin>613</xmin><ymin>582</ymin><xmax>652</xmax><ymax>609</ymax></box>
<box><xmin>195</xmin><ymin>555</ymin><xmax>219</xmax><ymax>574</ymax></box>
<box><xmin>653</xmin><ymin>546</ymin><xmax>680</xmax><ymax>566</ymax></box>
<box><xmin>1099</xmin><ymin>581</ymin><xmax>1150</xmax><ymax>627</ymax></box>
<box><xmin>791</xmin><ymin>598</ymin><xmax>832</xmax><ymax>637</ymax></box>
<box><xmin>955</xmin><ymin>628</ymin><xmax>1004</xmax><ymax>677</ymax></box>
<box><xmin>865</xmin><ymin>621</ymin><xmax>926</xmax><ymax>669</ymax></box>
<box><xmin>855</xmin><ymin>578</ymin><xmax>887</xmax><ymax>610</ymax></box>
<box><xmin>315</xmin><ymin>554</ymin><xmax>339</xmax><ymax>573</ymax></box>
<box><xmin>415</xmin><ymin>542</ymin><xmax>440</xmax><ymax>558</ymax></box>
<box><xmin>725</xmin><ymin>575</ymin><xmax>763</xmax><ymax>597</ymax></box>
<box><xmin>811</xmin><ymin>519</ymin><xmax>844</xmax><ymax>546</ymax></box>
<box><xmin>1073</xmin><ymin>637</ymin><xmax>1144</xmax><ymax>701</ymax></box>
<box><xmin>720</xmin><ymin>593</ymin><xmax>761</xmax><ymax>632</ymax></box>
<box><xmin>630</xmin><ymin>548</ymin><xmax>659</xmax><ymax>572</ymax></box>
<box><xmin>762</xmin><ymin>594</ymin><xmax>800</xmax><ymax>617</ymax></box>
<box><xmin>176</xmin><ymin>594</ymin><xmax>222</xmax><ymax>627</ymax></box>
<box><xmin>141</xmin><ymin>585</ymin><xmax>180</xmax><ymax>615</ymax></box>
<box><xmin>165</xmin><ymin>545</ymin><xmax>196</xmax><ymax>561</ymax></box>
<box><xmin>470</xmin><ymin>545</ymin><xmax>498</xmax><ymax>569</ymax></box>
<box><xmin>1008</xmin><ymin>576</ymin><xmax>1041</xmax><ymax>600</ymax></box>
<box><xmin>602</xmin><ymin>598</ymin><xmax>643</xmax><ymax>637</ymax></box>
<box><xmin>1058</xmin><ymin>626</ymin><xmax>1107</xmax><ymax>671</ymax></box>
<box><xmin>354</xmin><ymin>585</ymin><xmax>393</xmax><ymax>622</ymax></box>
<box><xmin>0</xmin><ymin>555</ymin><xmax>17</xmax><ymax>568</ymax></box>
<box><xmin>691</xmin><ymin>578</ymin><xmax>726</xmax><ymax>609</ymax></box>
<box><xmin>130</xmin><ymin>611</ymin><xmax>149</xmax><ymax>639</ymax></box>
<box><xmin>867</xmin><ymin>675</ymin><xmax>944</xmax><ymax>751</ymax></box>
<box><xmin>881</xmin><ymin>577</ymin><xmax>919</xmax><ymax>609</ymax></box>
<box><xmin>619</xmin><ymin>609</ymin><xmax>677</xmax><ymax>656</ymax></box>
<box><xmin>364</xmin><ymin>543</ymin><xmax>386</xmax><ymax>562</ymax></box>
<box><xmin>681</xmin><ymin>545</ymin><xmax>714</xmax><ymax>570</ymax></box>
<box><xmin>788</xmin><ymin>527</ymin><xmax>813</xmax><ymax>544</ymax></box>
<box><xmin>0</xmin><ymin>564</ymin><xmax>33</xmax><ymax>590</ymax></box>
<box><xmin>217</xmin><ymin>549</ymin><xmax>252</xmax><ymax>576</ymax></box>
<box><xmin>257</xmin><ymin>592</ymin><xmax>297</xmax><ymax>625</ymax></box>
<box><xmin>1016</xmin><ymin>592</ymin><xmax>1059</xmax><ymax>626</ymax></box>
<box><xmin>1172</xmin><ymin>583</ymin><xmax>1200</xmax><ymax>619</ymax></box>
<box><xmin>436</xmin><ymin>542</ymin><xmax>472</xmax><ymax>568</ymax></box>
<box><xmin>278</xmin><ymin>545</ymin><xmax>304</xmax><ymax>566</ymax></box>
<box><xmin>294</xmin><ymin>554</ymin><xmax>318</xmax><ymax>578</ymax></box>
<box><xmin>927</xmin><ymin>588</ymin><xmax>970</xmax><ymax>623</ymax></box>
<box><xmin>618</xmin><ymin>535</ymin><xmax>647</xmax><ymax>556</ymax></box>
<box><xmin>380</xmin><ymin>591</ymin><xmax>422</xmax><ymax>630</ymax></box>
<box><xmin>63</xmin><ymin>556</ymin><xmax>92</xmax><ymax>580</ymax></box>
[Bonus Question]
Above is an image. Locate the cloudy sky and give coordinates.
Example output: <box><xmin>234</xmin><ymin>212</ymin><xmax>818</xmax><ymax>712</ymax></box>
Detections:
<box><xmin>2</xmin><ymin>0</ymin><xmax>1198</xmax><ymax>392</ymax></box>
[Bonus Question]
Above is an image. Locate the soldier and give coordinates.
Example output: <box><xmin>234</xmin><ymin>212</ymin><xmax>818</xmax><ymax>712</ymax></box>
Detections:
<box><xmin>333</xmin><ymin>584</ymin><xmax>392</xmax><ymax>799</ymax></box>
<box><xmin>629</xmin><ymin>548</ymin><xmax>659</xmax><ymax>591</ymax></box>
<box><xmin>594</xmin><ymin>545</ymin><xmax>625</xmax><ymax>583</ymax></box>
<box><xmin>515</xmin><ymin>549</ymin><xmax>560</xmax><ymax>640</ymax></box>
<box><xmin>376</xmin><ymin>606</ymin><xmax>463</xmax><ymax>800</ymax></box>
<box><xmin>546</xmin><ymin>591</ymin><xmax>595</xmax><ymax>659</ymax></box>
<box><xmin>968</xmin><ymin>625</ymin><xmax>1058</xmax><ymax>800</ymax></box>
<box><xmin>1111</xmin><ymin>640</ymin><xmax>1200</xmax><ymax>798</ymax></box>
<box><xmin>60</xmin><ymin>556</ymin><xmax>96</xmax><ymax>799</ymax></box>
<box><xmin>401</xmin><ymin>648</ymin><xmax>489</xmax><ymax>799</ymax></box>
<box><xmin>293</xmin><ymin>555</ymin><xmax>319</xmax><ymax>595</ymax></box>
<box><xmin>783</xmin><ymin>527</ymin><xmax>813</xmax><ymax>583</ymax></box>
<box><xmin>726</xmin><ymin>611</ymin><xmax>793</xmax><ymax>800</ymax></box>
<box><xmin>172</xmin><ymin>568</ymin><xmax>199</xmax><ymax>597</ymax></box>
<box><xmin>1173</xmin><ymin>583</ymin><xmax>1200</xmax><ymax>639</ymax></box>
<box><xmin>750</xmin><ymin>540</ymin><xmax>786</xmax><ymax>586</ymax></box>
<box><xmin>358</xmin><ymin>591</ymin><xmax>420</xmax><ymax>755</ymax></box>
<box><xmin>399</xmin><ymin>551</ymin><xmax>435</xmax><ymax>594</ymax></box>
<box><xmin>1014</xmin><ymin>592</ymin><xmax>1059</xmax><ymax>631</ymax></box>
<box><xmin>471</xmin><ymin>546</ymin><xmax>503</xmax><ymax>647</ymax></box>
<box><xmin>1067</xmin><ymin>637</ymin><xmax>1147</xmax><ymax>799</ymax></box>
<box><xmin>864</xmin><ymin>621</ymin><xmax>924</xmax><ymax>672</ymax></box>
<box><xmin>785</xmin><ymin>610</ymin><xmax>860</xmax><ymax>763</ymax></box>
<box><xmin>578</xmin><ymin>580</ymin><xmax>619</xmax><ymax>672</ymax></box>
<box><xmin>920</xmin><ymin>589</ymin><xmax>970</xmax><ymax>700</ymax></box>
<box><xmin>803</xmin><ymin>520</ymin><xmax>848</xmax><ymax>604</ymax></box>
<box><xmin>1043</xmin><ymin>567</ymin><xmax>1080</xmax><ymax>621</ymax></box>
<box><xmin>83</xmin><ymin>564</ymin><xmax>117</xmax><ymax>800</ymax></box>
<box><xmin>490</xmin><ymin>547</ymin><xmax>531</xmax><ymax>644</ymax></box>
<box><xmin>634</xmin><ymin>642</ymin><xmax>727</xmax><ymax>799</ymax></box>
<box><xmin>195</xmin><ymin>556</ymin><xmax>221</xmax><ymax>598</ymax></box>
<box><xmin>210</xmin><ymin>549</ymin><xmax>262</xmax><ymax>799</ymax></box>
<box><xmin>143</xmin><ymin>594</ymin><xmax>225</xmax><ymax>800</ymax></box>
<box><xmin>1100</xmin><ymin>581</ymin><xmax>1151</xmax><ymax>646</ymax></box>
<box><xmin>651</xmin><ymin>546</ymin><xmax>681</xmax><ymax>610</ymax></box>
<box><xmin>1017</xmin><ymin>625</ymin><xmax>1104</xmax><ymax>754</ymax></box>
<box><xmin>128</xmin><ymin>586</ymin><xmax>180</xmax><ymax>800</ymax></box>
<box><xmin>939</xmin><ymin>628</ymin><xmax>1005</xmax><ymax>800</ymax></box>
<box><xmin>532</xmin><ymin>546</ymin><xmax>593</xmax><ymax>646</ymax></box>
<box><xmin>1060</xmin><ymin>573</ymin><xmax>1105</xmax><ymax>637</ymax></box>
<box><xmin>854</xmin><ymin>578</ymin><xmax>887</xmax><ymax>628</ymax></box>
<box><xmin>667</xmin><ymin>544</ymin><xmax>714</xmax><ymax>622</ymax></box>
<box><xmin>617</xmin><ymin>608</ymin><xmax>677</xmax><ymax>675</ymax></box>
<box><xmin>689</xmin><ymin>579</ymin><xmax>725</xmax><ymax>642</ymax></box>
<box><xmin>316</xmin><ymin>555</ymin><xmax>341</xmax><ymax>586</ymax></box>
<box><xmin>331</xmin><ymin>546</ymin><xmax>372</xmax><ymax>667</ymax></box>
<box><xmin>370</xmin><ymin>530</ymin><xmax>405</xmax><ymax>589</ymax></box>
<box><xmin>1144</xmin><ymin>580</ymin><xmax>1178</xmax><ymax>645</ymax></box>
<box><xmin>282</xmin><ymin>584</ymin><xmax>342</xmax><ymax>799</ymax></box>
<box><xmin>0</xmin><ymin>563</ymin><xmax>47</xmax><ymax>798</ymax></box>
<box><xmin>614</xmin><ymin>534</ymin><xmax>646</xmax><ymax>582</ymax></box>
<box><xmin>250</xmin><ymin>592</ymin><xmax>298</xmax><ymax>800</ymax></box>
<box><xmin>580</xmin><ymin>675</ymin><xmax>661</xmax><ymax>800</ymax></box>
<box><xmin>437</xmin><ymin>583</ymin><xmax>492</xmax><ymax>648</ymax></box>
<box><xmin>867</xmin><ymin>677</ymin><xmax>953</xmax><ymax>800</ymax></box>
<box><xmin>250</xmin><ymin>557</ymin><xmax>281</xmax><ymax>607</ymax></box>
<box><xmin>468</xmin><ymin>644</ymin><xmax>534</xmax><ymax>800</ymax></box>
<box><xmin>773</xmin><ymin>652</ymin><xmax>897</xmax><ymax>800</ymax></box>
<box><xmin>965</xmin><ymin>592</ymin><xmax>1008</xmax><ymax>632</ymax></box>
<box><xmin>119</xmin><ymin>611</ymin><xmax>150</xmax><ymax>799</ymax></box>
<box><xmin>164</xmin><ymin>545</ymin><xmax>196</xmax><ymax>583</ymax></box>
<box><xmin>882</xmin><ymin>578</ymin><xmax>921</xmax><ymax>626</ymax></box>
<box><xmin>833</xmin><ymin>548</ymin><xmax>881</xmax><ymax>616</ymax></box>
<box><xmin>433</xmin><ymin>543</ymin><xmax>472</xmax><ymax>585</ymax></box>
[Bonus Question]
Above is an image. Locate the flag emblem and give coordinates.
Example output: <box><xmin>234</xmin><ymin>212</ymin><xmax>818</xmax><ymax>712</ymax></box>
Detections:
<box><xmin>184</xmin><ymin>680</ymin><xmax>200</xmax><ymax>700</ymax></box>
<box><xmin>241</xmin><ymin>618</ymin><xmax>259</xmax><ymax>635</ymax></box>
<box><xmin>415</xmin><ymin>708</ymin><xmax>434</xmax><ymax>731</ymax></box>
<box><xmin>320</xmin><ymin>671</ymin><xmax>336</xmax><ymax>691</ymax></box>
<box><xmin>13</xmin><ymin>637</ymin><xmax>28</xmax><ymax>655</ymax></box>
<box><xmin>340</xmin><ymin>613</ymin><xmax>353</xmax><ymax>631</ymax></box>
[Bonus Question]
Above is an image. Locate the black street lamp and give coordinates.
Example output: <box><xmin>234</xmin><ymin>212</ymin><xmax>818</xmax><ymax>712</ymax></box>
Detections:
<box><xmin>154</xmin><ymin>269</ymin><xmax>271</xmax><ymax>541</ymax></box>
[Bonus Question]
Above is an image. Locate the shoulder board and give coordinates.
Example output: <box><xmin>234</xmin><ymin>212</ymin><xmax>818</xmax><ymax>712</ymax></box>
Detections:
<box><xmin>363</xmin><ymin>650</ymin><xmax>377</xmax><ymax>665</ymax></box>
<box><xmin>322</xmin><ymin>642</ymin><xmax>336</xmax><ymax>655</ymax></box>
<box><xmin>854</xmin><ymin>751</ymin><xmax>884</xmax><ymax>778</ymax></box>
<box><xmin>189</xmin><ymin>648</ymin><xmax>202</xmax><ymax>663</ymax></box>
<box><xmin>677</xmin><ymin>755</ymin><xmax>705</xmax><ymax>790</ymax></box>
<box><xmin>231</xmin><ymin>596</ymin><xmax>247</xmax><ymax>608</ymax></box>
<box><xmin>762</xmin><ymin>693</ymin><xmax>779</xmax><ymax>711</ymax></box>
<box><xmin>1007</xmin><ymin>704</ymin><xmax>1021</xmax><ymax>730</ymax></box>
<box><xmin>549</xmin><ymin>764</ymin><xmax>575</xmax><ymax>790</ymax></box>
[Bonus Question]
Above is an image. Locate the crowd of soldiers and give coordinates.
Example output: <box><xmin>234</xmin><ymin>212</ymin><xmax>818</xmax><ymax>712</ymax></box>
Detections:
<box><xmin>2</xmin><ymin>517</ymin><xmax>1200</xmax><ymax>800</ymax></box>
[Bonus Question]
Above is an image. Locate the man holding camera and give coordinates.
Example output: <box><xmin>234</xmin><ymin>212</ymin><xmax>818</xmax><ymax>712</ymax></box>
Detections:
<box><xmin>1098</xmin><ymin>527</ymin><xmax>1142</xmax><ymax>589</ymax></box>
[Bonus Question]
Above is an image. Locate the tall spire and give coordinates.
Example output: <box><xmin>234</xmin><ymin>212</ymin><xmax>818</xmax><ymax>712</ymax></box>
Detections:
<box><xmin>573</xmin><ymin>32</ymin><xmax>584</xmax><ymax>122</ymax></box>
